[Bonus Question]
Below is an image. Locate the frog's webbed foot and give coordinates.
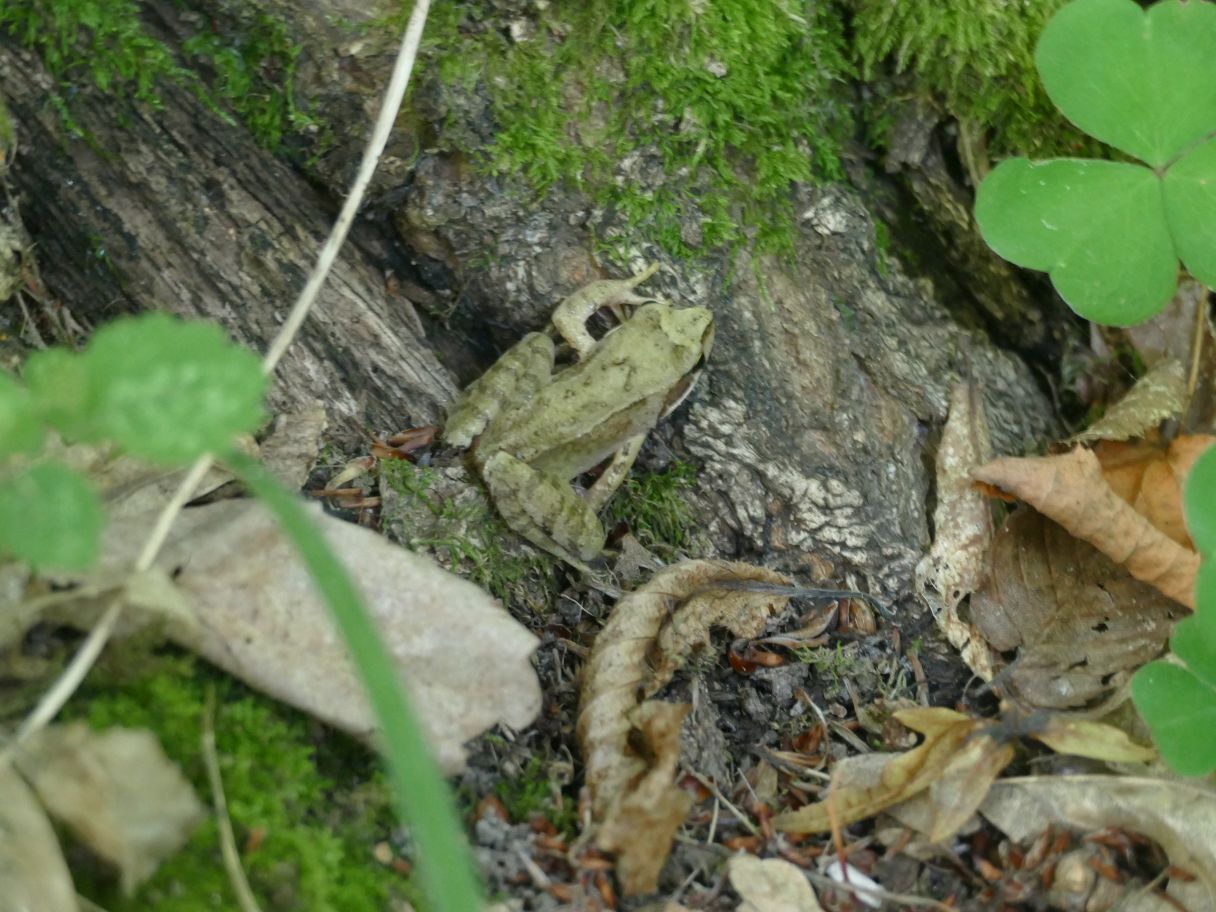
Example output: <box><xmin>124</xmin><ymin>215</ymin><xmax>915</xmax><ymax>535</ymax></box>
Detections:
<box><xmin>481</xmin><ymin>451</ymin><xmax>605</xmax><ymax>567</ymax></box>
<box><xmin>551</xmin><ymin>262</ymin><xmax>661</xmax><ymax>357</ymax></box>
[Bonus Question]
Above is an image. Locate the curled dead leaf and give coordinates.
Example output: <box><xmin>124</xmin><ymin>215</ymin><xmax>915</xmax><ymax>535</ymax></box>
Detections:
<box><xmin>915</xmin><ymin>379</ymin><xmax>1000</xmax><ymax>681</ymax></box>
<box><xmin>578</xmin><ymin>560</ymin><xmax>792</xmax><ymax>894</ymax></box>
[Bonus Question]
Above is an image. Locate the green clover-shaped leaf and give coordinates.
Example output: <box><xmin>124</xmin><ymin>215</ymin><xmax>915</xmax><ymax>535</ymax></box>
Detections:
<box><xmin>1036</xmin><ymin>0</ymin><xmax>1216</xmax><ymax>168</ymax></box>
<box><xmin>975</xmin><ymin>0</ymin><xmax>1216</xmax><ymax>326</ymax></box>
<box><xmin>1131</xmin><ymin>562</ymin><xmax>1216</xmax><ymax>775</ymax></box>
<box><xmin>81</xmin><ymin>313</ymin><xmax>266</xmax><ymax>464</ymax></box>
<box><xmin>0</xmin><ymin>462</ymin><xmax>102</xmax><ymax>570</ymax></box>
<box><xmin>1187</xmin><ymin>445</ymin><xmax>1216</xmax><ymax>558</ymax></box>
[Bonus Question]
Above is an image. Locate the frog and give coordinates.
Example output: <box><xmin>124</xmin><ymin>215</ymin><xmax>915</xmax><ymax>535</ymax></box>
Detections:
<box><xmin>443</xmin><ymin>265</ymin><xmax>714</xmax><ymax>570</ymax></box>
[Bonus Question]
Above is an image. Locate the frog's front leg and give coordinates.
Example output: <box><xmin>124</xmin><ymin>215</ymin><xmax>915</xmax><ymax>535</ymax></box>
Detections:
<box><xmin>584</xmin><ymin>434</ymin><xmax>644</xmax><ymax>512</ymax></box>
<box><xmin>551</xmin><ymin>263</ymin><xmax>660</xmax><ymax>357</ymax></box>
<box><xmin>481</xmin><ymin>451</ymin><xmax>605</xmax><ymax>567</ymax></box>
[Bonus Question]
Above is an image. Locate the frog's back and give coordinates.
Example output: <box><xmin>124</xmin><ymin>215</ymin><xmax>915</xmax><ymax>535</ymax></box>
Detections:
<box><xmin>481</xmin><ymin>302</ymin><xmax>711</xmax><ymax>480</ymax></box>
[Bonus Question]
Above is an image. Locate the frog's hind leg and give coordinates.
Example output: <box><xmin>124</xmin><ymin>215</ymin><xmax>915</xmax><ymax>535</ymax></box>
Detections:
<box><xmin>482</xmin><ymin>451</ymin><xmax>605</xmax><ymax>566</ymax></box>
<box><xmin>584</xmin><ymin>434</ymin><xmax>644</xmax><ymax>512</ymax></box>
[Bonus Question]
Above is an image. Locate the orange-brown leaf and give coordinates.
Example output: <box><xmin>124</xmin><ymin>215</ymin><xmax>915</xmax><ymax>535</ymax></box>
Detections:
<box><xmin>973</xmin><ymin>446</ymin><xmax>1202</xmax><ymax>607</ymax></box>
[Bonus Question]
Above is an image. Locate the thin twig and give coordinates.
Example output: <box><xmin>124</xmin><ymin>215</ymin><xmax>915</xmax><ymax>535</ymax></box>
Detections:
<box><xmin>805</xmin><ymin>869</ymin><xmax>958</xmax><ymax>911</ymax></box>
<box><xmin>3</xmin><ymin>0</ymin><xmax>433</xmax><ymax>758</ymax></box>
<box><xmin>687</xmin><ymin>769</ymin><xmax>759</xmax><ymax>837</ymax></box>
<box><xmin>203</xmin><ymin>686</ymin><xmax>262</xmax><ymax>912</ymax></box>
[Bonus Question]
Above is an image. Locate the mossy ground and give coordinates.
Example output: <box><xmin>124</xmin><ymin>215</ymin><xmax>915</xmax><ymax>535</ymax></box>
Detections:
<box><xmin>379</xmin><ymin>458</ymin><xmax>558</xmax><ymax>610</ymax></box>
<box><xmin>62</xmin><ymin>651</ymin><xmax>420</xmax><ymax>911</ymax></box>
<box><xmin>412</xmin><ymin>0</ymin><xmax>855</xmax><ymax>259</ymax></box>
<box><xmin>605</xmin><ymin>460</ymin><xmax>699</xmax><ymax>555</ymax></box>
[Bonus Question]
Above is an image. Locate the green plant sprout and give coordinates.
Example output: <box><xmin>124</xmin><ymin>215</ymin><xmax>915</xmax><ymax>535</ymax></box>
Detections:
<box><xmin>974</xmin><ymin>0</ymin><xmax>1216</xmax><ymax>326</ymax></box>
<box><xmin>1131</xmin><ymin>448</ymin><xmax>1216</xmax><ymax>776</ymax></box>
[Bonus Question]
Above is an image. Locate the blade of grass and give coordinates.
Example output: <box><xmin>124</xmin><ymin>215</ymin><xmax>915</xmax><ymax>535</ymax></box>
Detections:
<box><xmin>228</xmin><ymin>450</ymin><xmax>483</xmax><ymax>911</ymax></box>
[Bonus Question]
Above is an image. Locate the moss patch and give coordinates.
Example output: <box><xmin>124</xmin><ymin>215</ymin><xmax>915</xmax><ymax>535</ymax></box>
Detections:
<box><xmin>0</xmin><ymin>0</ymin><xmax>322</xmax><ymax>154</ymax></box>
<box><xmin>65</xmin><ymin>652</ymin><xmax>419</xmax><ymax>911</ymax></box>
<box><xmin>851</xmin><ymin>0</ymin><xmax>1098</xmax><ymax>160</ymax></box>
<box><xmin>605</xmin><ymin>460</ymin><xmax>698</xmax><ymax>555</ymax></box>
<box><xmin>413</xmin><ymin>0</ymin><xmax>855</xmax><ymax>259</ymax></box>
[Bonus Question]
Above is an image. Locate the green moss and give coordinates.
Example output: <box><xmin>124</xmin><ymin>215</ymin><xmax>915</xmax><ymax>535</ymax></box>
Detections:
<box><xmin>380</xmin><ymin>459</ymin><xmax>556</xmax><ymax>608</ymax></box>
<box><xmin>0</xmin><ymin>0</ymin><xmax>190</xmax><ymax>119</ymax></box>
<box><xmin>0</xmin><ymin>0</ymin><xmax>323</xmax><ymax>154</ymax></box>
<box><xmin>605</xmin><ymin>460</ymin><xmax>698</xmax><ymax>553</ymax></box>
<box><xmin>182</xmin><ymin>10</ymin><xmax>325</xmax><ymax>154</ymax></box>
<box><xmin>494</xmin><ymin>756</ymin><xmax>578</xmax><ymax>835</ymax></box>
<box><xmin>851</xmin><ymin>0</ymin><xmax>1098</xmax><ymax>160</ymax></box>
<box><xmin>66</xmin><ymin>652</ymin><xmax>419</xmax><ymax>912</ymax></box>
<box><xmin>413</xmin><ymin>0</ymin><xmax>855</xmax><ymax>259</ymax></box>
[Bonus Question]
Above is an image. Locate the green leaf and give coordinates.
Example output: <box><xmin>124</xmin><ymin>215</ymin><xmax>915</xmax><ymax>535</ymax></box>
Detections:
<box><xmin>1132</xmin><ymin>659</ymin><xmax>1216</xmax><ymax>776</ymax></box>
<box><xmin>1170</xmin><ymin>568</ymin><xmax>1216</xmax><ymax>689</ymax></box>
<box><xmin>1035</xmin><ymin>0</ymin><xmax>1216</xmax><ymax>168</ymax></box>
<box><xmin>24</xmin><ymin>347</ymin><xmax>91</xmax><ymax>436</ymax></box>
<box><xmin>1162</xmin><ymin>137</ymin><xmax>1216</xmax><ymax>290</ymax></box>
<box><xmin>82</xmin><ymin>313</ymin><xmax>266</xmax><ymax>463</ymax></box>
<box><xmin>974</xmin><ymin>158</ymin><xmax>1176</xmax><ymax>325</ymax></box>
<box><xmin>0</xmin><ymin>462</ymin><xmax>102</xmax><ymax>570</ymax></box>
<box><xmin>1186</xmin><ymin>445</ymin><xmax>1216</xmax><ymax>558</ymax></box>
<box><xmin>0</xmin><ymin>372</ymin><xmax>44</xmax><ymax>458</ymax></box>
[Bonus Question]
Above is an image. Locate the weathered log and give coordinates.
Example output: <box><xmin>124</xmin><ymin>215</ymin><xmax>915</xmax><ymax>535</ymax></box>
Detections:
<box><xmin>0</xmin><ymin>36</ymin><xmax>456</xmax><ymax>432</ymax></box>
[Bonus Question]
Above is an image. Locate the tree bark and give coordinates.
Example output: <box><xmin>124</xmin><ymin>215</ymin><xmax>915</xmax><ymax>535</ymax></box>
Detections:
<box><xmin>0</xmin><ymin>37</ymin><xmax>456</xmax><ymax>434</ymax></box>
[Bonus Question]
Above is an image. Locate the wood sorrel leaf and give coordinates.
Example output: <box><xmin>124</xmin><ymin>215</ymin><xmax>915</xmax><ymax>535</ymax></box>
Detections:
<box><xmin>1131</xmin><ymin>660</ymin><xmax>1216</xmax><ymax>776</ymax></box>
<box><xmin>1186</xmin><ymin>448</ymin><xmax>1216</xmax><ymax>561</ymax></box>
<box><xmin>1036</xmin><ymin>0</ymin><xmax>1216</xmax><ymax>168</ymax></box>
<box><xmin>974</xmin><ymin>158</ymin><xmax>1176</xmax><ymax>325</ymax></box>
<box><xmin>1162</xmin><ymin>138</ymin><xmax>1216</xmax><ymax>290</ymax></box>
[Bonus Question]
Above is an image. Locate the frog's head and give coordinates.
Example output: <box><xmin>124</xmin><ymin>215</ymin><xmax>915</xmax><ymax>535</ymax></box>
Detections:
<box><xmin>648</xmin><ymin>301</ymin><xmax>714</xmax><ymax>416</ymax></box>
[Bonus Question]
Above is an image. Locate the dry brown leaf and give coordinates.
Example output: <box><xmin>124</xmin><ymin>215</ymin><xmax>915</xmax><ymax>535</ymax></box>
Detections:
<box><xmin>915</xmin><ymin>379</ymin><xmax>1000</xmax><ymax>681</ymax></box>
<box><xmin>772</xmin><ymin>707</ymin><xmax>981</xmax><ymax>834</ymax></box>
<box><xmin>95</xmin><ymin>499</ymin><xmax>542</xmax><ymax>773</ymax></box>
<box><xmin>971</xmin><ymin>510</ymin><xmax>1181</xmax><ymax>708</ymax></box>
<box><xmin>981</xmin><ymin>776</ymin><xmax>1216</xmax><ymax>910</ymax></box>
<box><xmin>1095</xmin><ymin>434</ymin><xmax>1216</xmax><ymax>548</ymax></box>
<box><xmin>15</xmin><ymin>722</ymin><xmax>204</xmax><ymax>894</ymax></box>
<box><xmin>728</xmin><ymin>855</ymin><xmax>823</xmax><ymax>912</ymax></box>
<box><xmin>1070</xmin><ymin>360</ymin><xmax>1187</xmax><ymax>445</ymax></box>
<box><xmin>578</xmin><ymin>560</ymin><xmax>791</xmax><ymax>894</ymax></box>
<box><xmin>775</xmin><ymin>708</ymin><xmax>1153</xmax><ymax>842</ymax></box>
<box><xmin>0</xmin><ymin>764</ymin><xmax>77</xmax><ymax>912</ymax></box>
<box><xmin>595</xmin><ymin>701</ymin><xmax>693</xmax><ymax>896</ymax></box>
<box><xmin>973</xmin><ymin>445</ymin><xmax>1204</xmax><ymax>607</ymax></box>
<box><xmin>922</xmin><ymin>733</ymin><xmax>1016</xmax><ymax>842</ymax></box>
<box><xmin>1031</xmin><ymin>716</ymin><xmax>1155</xmax><ymax>763</ymax></box>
